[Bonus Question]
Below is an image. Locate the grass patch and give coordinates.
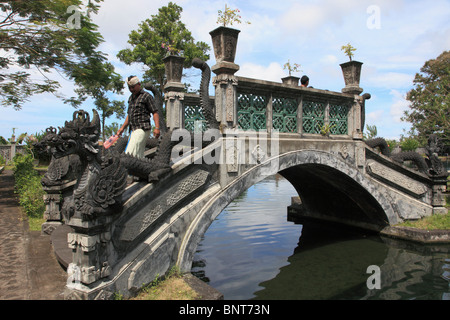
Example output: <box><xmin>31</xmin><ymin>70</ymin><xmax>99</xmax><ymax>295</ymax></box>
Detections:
<box><xmin>130</xmin><ymin>267</ymin><xmax>199</xmax><ymax>300</ymax></box>
<box><xmin>399</xmin><ymin>181</ymin><xmax>450</xmax><ymax>230</ymax></box>
<box><xmin>28</xmin><ymin>216</ymin><xmax>47</xmax><ymax>231</ymax></box>
<box><xmin>398</xmin><ymin>213</ymin><xmax>450</xmax><ymax>230</ymax></box>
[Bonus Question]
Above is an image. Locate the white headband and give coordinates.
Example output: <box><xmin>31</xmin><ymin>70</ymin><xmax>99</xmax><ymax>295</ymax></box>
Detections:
<box><xmin>127</xmin><ymin>76</ymin><xmax>140</xmax><ymax>86</ymax></box>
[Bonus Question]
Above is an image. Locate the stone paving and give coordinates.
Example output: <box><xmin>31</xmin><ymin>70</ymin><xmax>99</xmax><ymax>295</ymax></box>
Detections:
<box><xmin>0</xmin><ymin>170</ymin><xmax>67</xmax><ymax>300</ymax></box>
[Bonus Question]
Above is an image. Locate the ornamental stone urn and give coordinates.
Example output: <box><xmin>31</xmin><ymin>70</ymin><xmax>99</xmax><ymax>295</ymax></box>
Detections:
<box><xmin>210</xmin><ymin>26</ymin><xmax>240</xmax><ymax>75</ymax></box>
<box><xmin>340</xmin><ymin>60</ymin><xmax>363</xmax><ymax>95</ymax></box>
<box><xmin>281</xmin><ymin>76</ymin><xmax>300</xmax><ymax>87</ymax></box>
<box><xmin>163</xmin><ymin>55</ymin><xmax>185</xmax><ymax>91</ymax></box>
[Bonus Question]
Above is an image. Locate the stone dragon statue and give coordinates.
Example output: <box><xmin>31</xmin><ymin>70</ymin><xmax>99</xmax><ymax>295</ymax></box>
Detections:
<box><xmin>39</xmin><ymin>100</ymin><xmax>176</xmax><ymax>221</ymax></box>
<box><xmin>40</xmin><ymin>110</ymin><xmax>128</xmax><ymax>221</ymax></box>
<box><xmin>39</xmin><ymin>58</ymin><xmax>218</xmax><ymax>222</ymax></box>
<box><xmin>364</xmin><ymin>134</ymin><xmax>447</xmax><ymax>178</ymax></box>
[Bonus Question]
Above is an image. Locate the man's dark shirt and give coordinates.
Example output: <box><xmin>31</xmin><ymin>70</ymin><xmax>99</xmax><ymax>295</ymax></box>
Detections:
<box><xmin>127</xmin><ymin>89</ymin><xmax>156</xmax><ymax>132</ymax></box>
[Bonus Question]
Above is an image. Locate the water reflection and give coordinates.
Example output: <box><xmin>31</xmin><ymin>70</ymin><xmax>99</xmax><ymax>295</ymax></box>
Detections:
<box><xmin>254</xmin><ymin>222</ymin><xmax>450</xmax><ymax>300</ymax></box>
<box><xmin>253</xmin><ymin>222</ymin><xmax>387</xmax><ymax>300</ymax></box>
<box><xmin>360</xmin><ymin>238</ymin><xmax>450</xmax><ymax>300</ymax></box>
<box><xmin>192</xmin><ymin>175</ymin><xmax>450</xmax><ymax>300</ymax></box>
<box><xmin>192</xmin><ymin>175</ymin><xmax>302</xmax><ymax>300</ymax></box>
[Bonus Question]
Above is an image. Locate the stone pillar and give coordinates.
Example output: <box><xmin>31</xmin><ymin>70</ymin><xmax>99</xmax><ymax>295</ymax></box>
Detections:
<box><xmin>67</xmin><ymin>230</ymin><xmax>112</xmax><ymax>285</ymax></box>
<box><xmin>431</xmin><ymin>177</ymin><xmax>448</xmax><ymax>215</ymax></box>
<box><xmin>213</xmin><ymin>68</ymin><xmax>239</xmax><ymax>189</ymax></box>
<box><xmin>65</xmin><ymin>217</ymin><xmax>115</xmax><ymax>300</ymax></box>
<box><xmin>164</xmin><ymin>57</ymin><xmax>186</xmax><ymax>130</ymax></box>
<box><xmin>213</xmin><ymin>74</ymin><xmax>239</xmax><ymax>129</ymax></box>
<box><xmin>210</xmin><ymin>27</ymin><xmax>240</xmax><ymax>130</ymax></box>
<box><xmin>165</xmin><ymin>91</ymin><xmax>185</xmax><ymax>130</ymax></box>
<box><xmin>351</xmin><ymin>96</ymin><xmax>364</xmax><ymax>140</ymax></box>
<box><xmin>41</xmin><ymin>180</ymin><xmax>76</xmax><ymax>235</ymax></box>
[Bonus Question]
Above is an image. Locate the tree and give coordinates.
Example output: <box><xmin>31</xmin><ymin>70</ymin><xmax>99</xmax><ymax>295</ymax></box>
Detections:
<box><xmin>403</xmin><ymin>51</ymin><xmax>450</xmax><ymax>148</ymax></box>
<box><xmin>117</xmin><ymin>2</ymin><xmax>210</xmax><ymax>92</ymax></box>
<box><xmin>0</xmin><ymin>0</ymin><xmax>107</xmax><ymax>110</ymax></box>
<box><xmin>103</xmin><ymin>122</ymin><xmax>120</xmax><ymax>140</ymax></box>
<box><xmin>363</xmin><ymin>124</ymin><xmax>378</xmax><ymax>140</ymax></box>
<box><xmin>95</xmin><ymin>96</ymin><xmax>126</xmax><ymax>142</ymax></box>
<box><xmin>68</xmin><ymin>58</ymin><xmax>126</xmax><ymax>141</ymax></box>
<box><xmin>399</xmin><ymin>136</ymin><xmax>420</xmax><ymax>152</ymax></box>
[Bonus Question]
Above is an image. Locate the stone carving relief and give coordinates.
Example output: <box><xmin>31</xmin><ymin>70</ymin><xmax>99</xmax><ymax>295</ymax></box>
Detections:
<box><xmin>339</xmin><ymin>145</ymin><xmax>349</xmax><ymax>160</ymax></box>
<box><xmin>226</xmin><ymin>138</ymin><xmax>239</xmax><ymax>173</ymax></box>
<box><xmin>118</xmin><ymin>169</ymin><xmax>210</xmax><ymax>243</ymax></box>
<box><xmin>252</xmin><ymin>144</ymin><xmax>266</xmax><ymax>164</ymax></box>
<box><xmin>366</xmin><ymin>161</ymin><xmax>427</xmax><ymax>197</ymax></box>
<box><xmin>164</xmin><ymin>91</ymin><xmax>185</xmax><ymax>102</ymax></box>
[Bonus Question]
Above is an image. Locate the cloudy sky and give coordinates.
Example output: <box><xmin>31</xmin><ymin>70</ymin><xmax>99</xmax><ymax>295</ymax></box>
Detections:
<box><xmin>2</xmin><ymin>0</ymin><xmax>449</xmax><ymax>141</ymax></box>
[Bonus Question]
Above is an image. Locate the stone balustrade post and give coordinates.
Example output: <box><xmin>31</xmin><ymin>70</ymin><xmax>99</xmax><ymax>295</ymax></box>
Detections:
<box><xmin>431</xmin><ymin>176</ymin><xmax>448</xmax><ymax>215</ymax></box>
<box><xmin>164</xmin><ymin>55</ymin><xmax>186</xmax><ymax>130</ymax></box>
<box><xmin>165</xmin><ymin>91</ymin><xmax>185</xmax><ymax>130</ymax></box>
<box><xmin>213</xmin><ymin>74</ymin><xmax>239</xmax><ymax>129</ymax></box>
<box><xmin>65</xmin><ymin>217</ymin><xmax>115</xmax><ymax>299</ymax></box>
<box><xmin>352</xmin><ymin>95</ymin><xmax>364</xmax><ymax>140</ymax></box>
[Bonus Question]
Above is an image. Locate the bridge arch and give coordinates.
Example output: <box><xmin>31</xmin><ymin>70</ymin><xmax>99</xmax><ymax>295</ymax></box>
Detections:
<box><xmin>177</xmin><ymin>149</ymin><xmax>396</xmax><ymax>272</ymax></box>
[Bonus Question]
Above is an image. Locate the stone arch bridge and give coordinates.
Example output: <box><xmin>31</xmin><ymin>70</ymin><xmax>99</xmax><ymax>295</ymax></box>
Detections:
<box><xmin>39</xmin><ymin>57</ymin><xmax>447</xmax><ymax>300</ymax></box>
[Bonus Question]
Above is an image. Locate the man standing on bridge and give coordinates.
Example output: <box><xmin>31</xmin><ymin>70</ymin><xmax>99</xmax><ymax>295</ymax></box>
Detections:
<box><xmin>117</xmin><ymin>76</ymin><xmax>161</xmax><ymax>158</ymax></box>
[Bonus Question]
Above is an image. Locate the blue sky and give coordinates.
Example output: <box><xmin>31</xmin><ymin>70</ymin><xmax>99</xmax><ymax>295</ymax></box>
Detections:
<box><xmin>2</xmin><ymin>0</ymin><xmax>449</xmax><ymax>141</ymax></box>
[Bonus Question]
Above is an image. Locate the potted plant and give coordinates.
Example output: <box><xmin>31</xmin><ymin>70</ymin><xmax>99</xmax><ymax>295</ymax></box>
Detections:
<box><xmin>282</xmin><ymin>60</ymin><xmax>302</xmax><ymax>86</ymax></box>
<box><xmin>210</xmin><ymin>4</ymin><xmax>250</xmax><ymax>64</ymax></box>
<box><xmin>340</xmin><ymin>43</ymin><xmax>363</xmax><ymax>94</ymax></box>
<box><xmin>161</xmin><ymin>41</ymin><xmax>185</xmax><ymax>83</ymax></box>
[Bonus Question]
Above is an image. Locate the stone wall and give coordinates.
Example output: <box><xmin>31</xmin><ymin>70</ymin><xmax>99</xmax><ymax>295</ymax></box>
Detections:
<box><xmin>0</xmin><ymin>145</ymin><xmax>27</xmax><ymax>163</ymax></box>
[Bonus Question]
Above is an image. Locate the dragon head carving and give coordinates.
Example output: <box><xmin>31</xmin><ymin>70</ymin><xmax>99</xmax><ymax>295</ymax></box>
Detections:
<box><xmin>44</xmin><ymin>110</ymin><xmax>101</xmax><ymax>160</ymax></box>
<box><xmin>41</xmin><ymin>110</ymin><xmax>127</xmax><ymax>221</ymax></box>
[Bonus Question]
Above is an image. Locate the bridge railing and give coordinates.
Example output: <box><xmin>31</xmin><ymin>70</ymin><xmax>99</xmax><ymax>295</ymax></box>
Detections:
<box><xmin>183</xmin><ymin>93</ymin><xmax>214</xmax><ymax>132</ymax></box>
<box><xmin>235</xmin><ymin>77</ymin><xmax>359</xmax><ymax>138</ymax></box>
<box><xmin>169</xmin><ymin>77</ymin><xmax>363</xmax><ymax>141</ymax></box>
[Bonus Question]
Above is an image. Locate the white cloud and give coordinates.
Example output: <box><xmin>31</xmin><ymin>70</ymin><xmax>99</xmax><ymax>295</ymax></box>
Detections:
<box><xmin>321</xmin><ymin>55</ymin><xmax>339</xmax><ymax>65</ymax></box>
<box><xmin>366</xmin><ymin>72</ymin><xmax>414</xmax><ymax>90</ymax></box>
<box><xmin>366</xmin><ymin>109</ymin><xmax>384</xmax><ymax>123</ymax></box>
<box><xmin>237</xmin><ymin>62</ymin><xmax>285</xmax><ymax>82</ymax></box>
<box><xmin>389</xmin><ymin>89</ymin><xmax>410</xmax><ymax>123</ymax></box>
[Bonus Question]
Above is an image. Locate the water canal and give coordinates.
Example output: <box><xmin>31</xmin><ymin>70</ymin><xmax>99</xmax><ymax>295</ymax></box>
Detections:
<box><xmin>191</xmin><ymin>175</ymin><xmax>450</xmax><ymax>300</ymax></box>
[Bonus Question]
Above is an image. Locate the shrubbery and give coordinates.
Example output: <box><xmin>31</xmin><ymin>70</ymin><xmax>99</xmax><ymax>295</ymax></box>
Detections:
<box><xmin>400</xmin><ymin>137</ymin><xmax>420</xmax><ymax>151</ymax></box>
<box><xmin>12</xmin><ymin>154</ymin><xmax>45</xmax><ymax>218</ymax></box>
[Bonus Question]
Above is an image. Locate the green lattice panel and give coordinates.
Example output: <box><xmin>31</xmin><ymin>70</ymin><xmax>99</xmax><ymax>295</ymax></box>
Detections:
<box><xmin>273</xmin><ymin>97</ymin><xmax>297</xmax><ymax>133</ymax></box>
<box><xmin>329</xmin><ymin>104</ymin><xmax>349</xmax><ymax>135</ymax></box>
<box><xmin>238</xmin><ymin>93</ymin><xmax>267</xmax><ymax>131</ymax></box>
<box><xmin>302</xmin><ymin>100</ymin><xmax>325</xmax><ymax>134</ymax></box>
<box><xmin>185</xmin><ymin>104</ymin><xmax>207</xmax><ymax>132</ymax></box>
